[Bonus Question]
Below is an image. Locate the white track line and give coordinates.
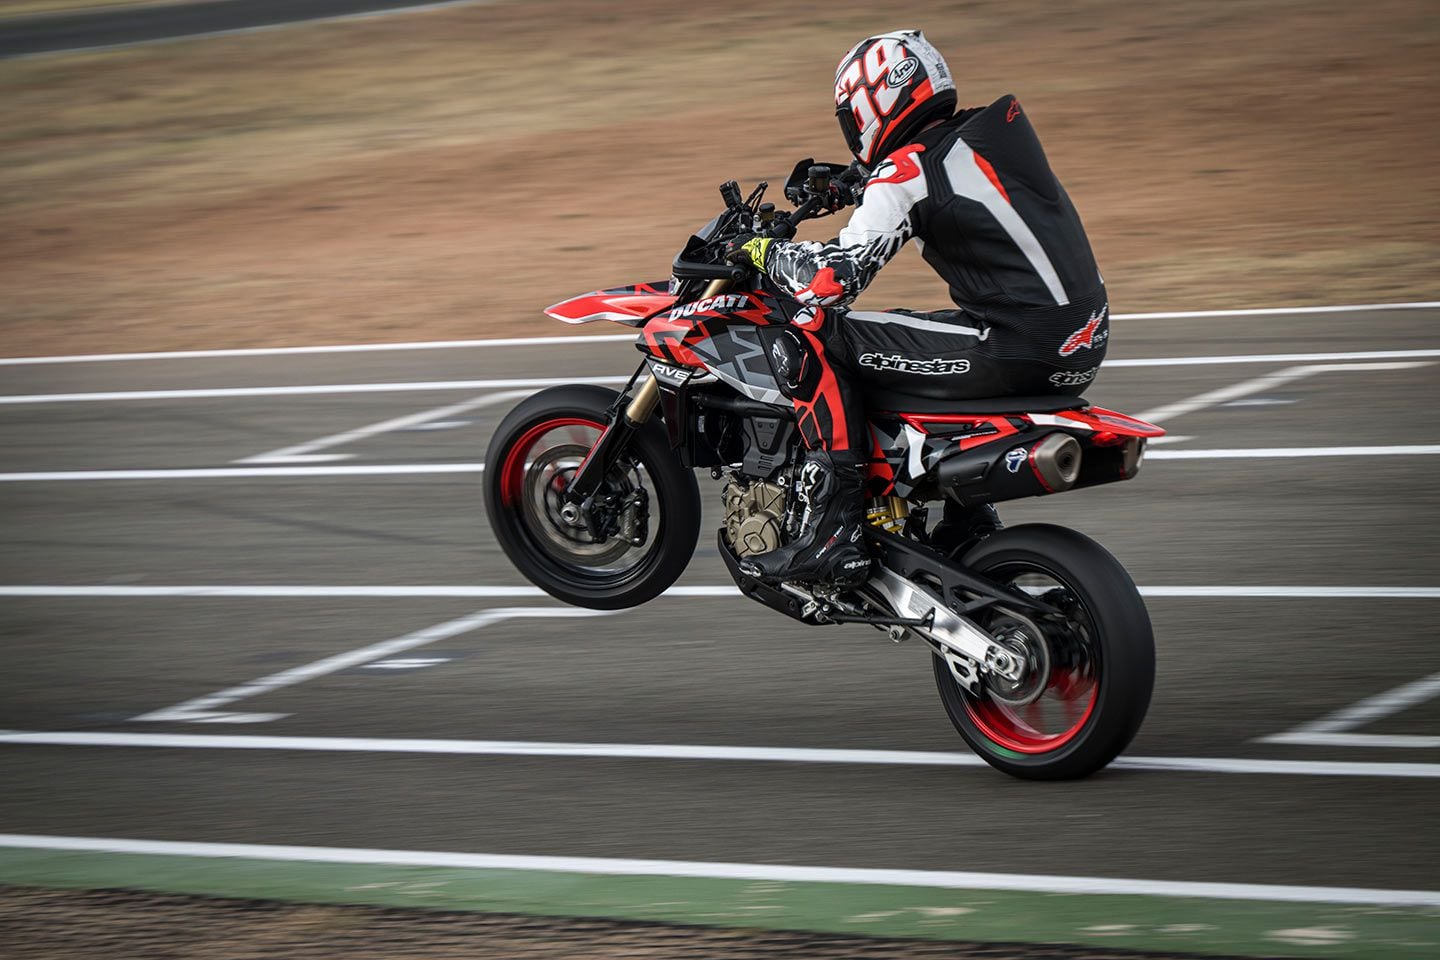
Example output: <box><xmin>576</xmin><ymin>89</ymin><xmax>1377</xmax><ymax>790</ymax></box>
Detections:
<box><xmin>2</xmin><ymin>732</ymin><xmax>1439</xmax><ymax>781</ymax></box>
<box><xmin>4</xmin><ymin>834</ymin><xmax>1438</xmax><ymax>905</ymax></box>
<box><xmin>1105</xmin><ymin>348</ymin><xmax>1440</xmax><ymax>368</ymax></box>
<box><xmin>238</xmin><ymin>390</ymin><xmax>533</xmax><ymax>464</ymax></box>
<box><xmin>0</xmin><ymin>464</ymin><xmax>487</xmax><ymax>481</ymax></box>
<box><xmin>1136</xmin><ymin>361</ymin><xmax>1432</xmax><ymax>424</ymax></box>
<box><xmin>132</xmin><ymin>606</ymin><xmax>608</xmax><ymax>723</ymax></box>
<box><xmin>5</xmin><ymin>352</ymin><xmax>1440</xmax><ymax>407</ymax></box>
<box><xmin>1259</xmin><ymin>670</ymin><xmax>1440</xmax><ymax>749</ymax></box>
<box><xmin>1262</xmin><ymin>732</ymin><xmax>1440</xmax><ymax>749</ymax></box>
<box><xmin>3</xmin><ymin>302</ymin><xmax>1437</xmax><ymax>366</ymax></box>
<box><xmin>6</xmin><ymin>444</ymin><xmax>1439</xmax><ymax>482</ymax></box>
<box><xmin>0</xmin><ymin>375</ymin><xmax>629</xmax><ymax>405</ymax></box>
<box><xmin>1146</xmin><ymin>445</ymin><xmax>1440</xmax><ymax>459</ymax></box>
<box><xmin>2</xmin><ymin>584</ymin><xmax>1437</xmax><ymax>600</ymax></box>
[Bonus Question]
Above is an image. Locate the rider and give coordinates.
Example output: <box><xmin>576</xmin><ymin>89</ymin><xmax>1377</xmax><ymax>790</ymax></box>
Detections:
<box><xmin>728</xmin><ymin>29</ymin><xmax>1110</xmax><ymax>589</ymax></box>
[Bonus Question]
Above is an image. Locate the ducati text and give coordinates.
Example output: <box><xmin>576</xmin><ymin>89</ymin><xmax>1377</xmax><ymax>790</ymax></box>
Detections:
<box><xmin>669</xmin><ymin>294</ymin><xmax>749</xmax><ymax>319</ymax></box>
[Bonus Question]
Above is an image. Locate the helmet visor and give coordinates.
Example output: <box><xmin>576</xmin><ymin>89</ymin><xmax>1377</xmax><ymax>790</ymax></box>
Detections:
<box><xmin>836</xmin><ymin>104</ymin><xmax>864</xmax><ymax>161</ymax></box>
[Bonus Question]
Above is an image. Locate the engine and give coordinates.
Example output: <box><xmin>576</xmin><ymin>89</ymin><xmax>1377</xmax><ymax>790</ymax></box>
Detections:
<box><xmin>722</xmin><ymin>477</ymin><xmax>788</xmax><ymax>557</ymax></box>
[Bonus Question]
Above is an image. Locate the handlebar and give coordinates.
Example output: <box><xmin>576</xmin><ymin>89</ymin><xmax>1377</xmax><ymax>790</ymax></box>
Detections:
<box><xmin>672</xmin><ymin>258</ymin><xmax>748</xmax><ymax>282</ymax></box>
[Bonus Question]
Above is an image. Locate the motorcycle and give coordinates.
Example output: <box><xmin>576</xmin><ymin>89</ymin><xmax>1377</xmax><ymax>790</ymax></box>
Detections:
<box><xmin>483</xmin><ymin>162</ymin><xmax>1161</xmax><ymax>780</ymax></box>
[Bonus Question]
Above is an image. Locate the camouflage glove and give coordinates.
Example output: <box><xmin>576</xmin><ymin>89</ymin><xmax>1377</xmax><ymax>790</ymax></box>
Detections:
<box><xmin>723</xmin><ymin>234</ymin><xmax>774</xmax><ymax>272</ymax></box>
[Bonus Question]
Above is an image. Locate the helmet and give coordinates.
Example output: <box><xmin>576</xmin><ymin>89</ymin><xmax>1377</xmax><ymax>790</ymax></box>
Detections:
<box><xmin>833</xmin><ymin>30</ymin><xmax>957</xmax><ymax>167</ymax></box>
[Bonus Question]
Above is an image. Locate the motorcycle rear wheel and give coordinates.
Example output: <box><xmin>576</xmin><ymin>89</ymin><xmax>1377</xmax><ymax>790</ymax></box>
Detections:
<box><xmin>932</xmin><ymin>523</ymin><xmax>1155</xmax><ymax>780</ymax></box>
<box><xmin>483</xmin><ymin>385</ymin><xmax>701</xmax><ymax>610</ymax></box>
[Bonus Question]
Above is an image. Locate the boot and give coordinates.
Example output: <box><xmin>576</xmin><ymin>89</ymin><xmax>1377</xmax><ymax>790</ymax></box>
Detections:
<box><xmin>739</xmin><ymin>449</ymin><xmax>872</xmax><ymax>587</ymax></box>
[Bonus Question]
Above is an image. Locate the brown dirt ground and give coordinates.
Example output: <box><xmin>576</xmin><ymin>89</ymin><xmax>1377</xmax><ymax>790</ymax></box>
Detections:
<box><xmin>0</xmin><ymin>886</ymin><xmax>1249</xmax><ymax>960</ymax></box>
<box><xmin>0</xmin><ymin>0</ymin><xmax>1436</xmax><ymax>357</ymax></box>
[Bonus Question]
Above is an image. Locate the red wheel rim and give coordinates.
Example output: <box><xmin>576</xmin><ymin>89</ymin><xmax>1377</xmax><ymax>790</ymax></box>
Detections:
<box><xmin>499</xmin><ymin>417</ymin><xmax>604</xmax><ymax>507</ymax></box>
<box><xmin>964</xmin><ymin>667</ymin><xmax>1098</xmax><ymax>754</ymax></box>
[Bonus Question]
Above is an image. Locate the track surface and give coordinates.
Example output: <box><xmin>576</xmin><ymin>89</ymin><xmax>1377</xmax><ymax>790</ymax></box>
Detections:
<box><xmin>1</xmin><ymin>306</ymin><xmax>1439</xmax><ymax>942</ymax></box>
<box><xmin>0</xmin><ymin>0</ymin><xmax>483</xmax><ymax>58</ymax></box>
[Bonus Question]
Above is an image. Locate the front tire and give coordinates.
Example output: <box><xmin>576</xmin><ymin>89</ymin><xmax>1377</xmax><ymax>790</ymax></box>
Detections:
<box><xmin>932</xmin><ymin>523</ymin><xmax>1155</xmax><ymax>780</ymax></box>
<box><xmin>483</xmin><ymin>385</ymin><xmax>701</xmax><ymax>610</ymax></box>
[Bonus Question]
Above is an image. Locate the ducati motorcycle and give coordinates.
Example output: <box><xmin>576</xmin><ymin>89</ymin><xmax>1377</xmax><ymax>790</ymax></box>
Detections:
<box><xmin>484</xmin><ymin>163</ymin><xmax>1161</xmax><ymax>780</ymax></box>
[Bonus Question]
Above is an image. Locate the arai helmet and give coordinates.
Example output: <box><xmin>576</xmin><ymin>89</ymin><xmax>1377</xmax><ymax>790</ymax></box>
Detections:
<box><xmin>833</xmin><ymin>30</ymin><xmax>957</xmax><ymax>167</ymax></box>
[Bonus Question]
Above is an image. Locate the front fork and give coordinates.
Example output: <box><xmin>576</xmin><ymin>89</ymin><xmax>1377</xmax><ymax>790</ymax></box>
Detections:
<box><xmin>565</xmin><ymin>277</ymin><xmax>730</xmax><ymax>503</ymax></box>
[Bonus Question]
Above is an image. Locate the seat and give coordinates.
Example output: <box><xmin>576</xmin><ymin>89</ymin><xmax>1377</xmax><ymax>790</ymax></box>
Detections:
<box><xmin>863</xmin><ymin>387</ymin><xmax>1090</xmax><ymax>415</ymax></box>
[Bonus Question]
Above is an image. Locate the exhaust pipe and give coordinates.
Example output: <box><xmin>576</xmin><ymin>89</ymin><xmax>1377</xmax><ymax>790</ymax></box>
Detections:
<box><xmin>937</xmin><ymin>431</ymin><xmax>1083</xmax><ymax>506</ymax></box>
<box><xmin>1029</xmin><ymin>432</ymin><xmax>1082</xmax><ymax>492</ymax></box>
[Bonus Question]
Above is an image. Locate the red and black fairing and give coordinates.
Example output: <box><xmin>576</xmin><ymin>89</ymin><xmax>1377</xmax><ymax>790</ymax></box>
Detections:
<box><xmin>636</xmin><ymin>285</ymin><xmax>798</xmax><ymax>404</ymax></box>
<box><xmin>544</xmin><ymin>282</ymin><xmax>676</xmax><ymax>327</ymax></box>
<box><xmin>867</xmin><ymin>404</ymin><xmax>1164</xmax><ymax>501</ymax></box>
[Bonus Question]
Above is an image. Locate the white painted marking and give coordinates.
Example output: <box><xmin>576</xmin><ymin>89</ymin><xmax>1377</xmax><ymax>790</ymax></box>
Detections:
<box><xmin>1106</xmin><ymin>348</ymin><xmax>1440</xmax><ymax>369</ymax></box>
<box><xmin>1116</xmin><ymin>301</ymin><xmax>1440</xmax><ymax>320</ymax></box>
<box><xmin>1146</xmin><ymin>445</ymin><xmax>1440</xmax><ymax>459</ymax></box>
<box><xmin>7</xmin><ymin>444</ymin><xmax>1439</xmax><ymax>482</ymax></box>
<box><xmin>1136</xmin><ymin>361</ymin><xmax>1431</xmax><ymax>424</ymax></box>
<box><xmin>1259</xmin><ymin>671</ymin><xmax>1440</xmax><ymax>749</ymax></box>
<box><xmin>2</xmin><ymin>732</ymin><xmax>1440</xmax><ymax>781</ymax></box>
<box><xmin>362</xmin><ymin>658</ymin><xmax>452</xmax><ymax>670</ymax></box>
<box><xmin>1136</xmin><ymin>586</ymin><xmax>1440</xmax><ymax>599</ymax></box>
<box><xmin>1</xmin><ymin>584</ymin><xmax>1437</xmax><ymax>600</ymax></box>
<box><xmin>404</xmin><ymin>420</ymin><xmax>471</xmax><ymax>431</ymax></box>
<box><xmin>1</xmin><ymin>834</ymin><xmax>1436</xmax><ymax>905</ymax></box>
<box><xmin>5</xmin><ymin>302</ymin><xmax>1436</xmax><ymax>366</ymax></box>
<box><xmin>1262</xmin><ymin>732</ymin><xmax>1440</xmax><ymax>749</ymax></box>
<box><xmin>132</xmin><ymin>606</ymin><xmax>606</xmax><ymax>723</ymax></box>
<box><xmin>5</xmin><ymin>352</ymin><xmax>1440</xmax><ymax>406</ymax></box>
<box><xmin>239</xmin><ymin>390</ymin><xmax>531</xmax><ymax>464</ymax></box>
<box><xmin>0</xmin><ymin>375</ymin><xmax>628</xmax><ymax>405</ymax></box>
<box><xmin>12</xmin><ymin>0</ymin><xmax>502</xmax><ymax>61</ymax></box>
<box><xmin>0</xmin><ymin>334</ymin><xmax>638</xmax><ymax>366</ymax></box>
<box><xmin>0</xmin><ymin>464</ymin><xmax>486</xmax><ymax>481</ymax></box>
<box><xmin>1222</xmin><ymin>398</ymin><xmax>1297</xmax><ymax>408</ymax></box>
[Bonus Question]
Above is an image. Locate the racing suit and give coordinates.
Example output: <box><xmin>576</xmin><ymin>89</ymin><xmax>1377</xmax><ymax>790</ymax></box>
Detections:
<box><xmin>761</xmin><ymin>94</ymin><xmax>1109</xmax><ymax>454</ymax></box>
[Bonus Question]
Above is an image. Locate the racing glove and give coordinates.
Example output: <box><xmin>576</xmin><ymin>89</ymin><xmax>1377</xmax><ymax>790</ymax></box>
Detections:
<box><xmin>724</xmin><ymin>235</ymin><xmax>774</xmax><ymax>273</ymax></box>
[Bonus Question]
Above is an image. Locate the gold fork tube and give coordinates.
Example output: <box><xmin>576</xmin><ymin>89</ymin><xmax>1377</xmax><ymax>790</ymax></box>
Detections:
<box><xmin>624</xmin><ymin>374</ymin><xmax>661</xmax><ymax>425</ymax></box>
<box><xmin>700</xmin><ymin>277</ymin><xmax>732</xmax><ymax>299</ymax></box>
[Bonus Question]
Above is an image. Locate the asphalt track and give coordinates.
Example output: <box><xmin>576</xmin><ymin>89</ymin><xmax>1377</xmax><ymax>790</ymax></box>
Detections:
<box><xmin>0</xmin><ymin>0</ymin><xmax>489</xmax><ymax>59</ymax></box>
<box><xmin>2</xmin><ymin>303</ymin><xmax>1439</xmax><ymax>955</ymax></box>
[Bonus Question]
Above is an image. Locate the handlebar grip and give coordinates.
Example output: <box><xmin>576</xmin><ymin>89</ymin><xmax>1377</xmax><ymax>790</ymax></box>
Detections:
<box><xmin>672</xmin><ymin>258</ymin><xmax>748</xmax><ymax>282</ymax></box>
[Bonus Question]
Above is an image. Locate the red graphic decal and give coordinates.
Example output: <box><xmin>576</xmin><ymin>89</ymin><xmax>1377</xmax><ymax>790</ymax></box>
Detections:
<box><xmin>971</xmin><ymin>150</ymin><xmax>1009</xmax><ymax>203</ymax></box>
<box><xmin>1059</xmin><ymin>406</ymin><xmax>1165</xmax><ymax>438</ymax></box>
<box><xmin>874</xmin><ymin>78</ymin><xmax>934</xmax><ymax>155</ymax></box>
<box><xmin>1058</xmin><ymin>311</ymin><xmax>1108</xmax><ymax>357</ymax></box>
<box><xmin>868</xmin><ymin>144</ymin><xmax>926</xmax><ymax>187</ymax></box>
<box><xmin>544</xmin><ymin>282</ymin><xmax>674</xmax><ymax>324</ymax></box>
<box><xmin>1006</xmin><ymin>98</ymin><xmax>1021</xmax><ymax>123</ymax></box>
<box><xmin>866</xmin><ymin>428</ymin><xmax>896</xmax><ymax>495</ymax></box>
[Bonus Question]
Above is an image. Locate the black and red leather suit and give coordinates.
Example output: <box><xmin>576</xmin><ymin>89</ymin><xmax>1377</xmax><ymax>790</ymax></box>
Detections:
<box><xmin>763</xmin><ymin>95</ymin><xmax>1109</xmax><ymax>454</ymax></box>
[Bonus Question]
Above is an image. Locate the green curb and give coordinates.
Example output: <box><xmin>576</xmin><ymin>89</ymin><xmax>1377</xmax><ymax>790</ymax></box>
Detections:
<box><xmin>2</xmin><ymin>849</ymin><xmax>1438</xmax><ymax>958</ymax></box>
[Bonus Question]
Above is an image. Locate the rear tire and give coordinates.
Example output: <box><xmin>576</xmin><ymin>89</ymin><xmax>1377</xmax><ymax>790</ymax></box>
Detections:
<box><xmin>932</xmin><ymin>523</ymin><xmax>1155</xmax><ymax>780</ymax></box>
<box><xmin>483</xmin><ymin>385</ymin><xmax>701</xmax><ymax>610</ymax></box>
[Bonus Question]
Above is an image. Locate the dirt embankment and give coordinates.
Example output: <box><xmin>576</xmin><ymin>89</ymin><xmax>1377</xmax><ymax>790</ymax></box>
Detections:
<box><xmin>0</xmin><ymin>886</ymin><xmax>1245</xmax><ymax>960</ymax></box>
<box><xmin>1</xmin><ymin>0</ymin><xmax>1435</xmax><ymax>356</ymax></box>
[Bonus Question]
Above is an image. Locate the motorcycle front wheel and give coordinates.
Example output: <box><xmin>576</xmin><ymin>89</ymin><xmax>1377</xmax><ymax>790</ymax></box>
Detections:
<box><xmin>483</xmin><ymin>384</ymin><xmax>701</xmax><ymax>610</ymax></box>
<box><xmin>932</xmin><ymin>523</ymin><xmax>1155</xmax><ymax>780</ymax></box>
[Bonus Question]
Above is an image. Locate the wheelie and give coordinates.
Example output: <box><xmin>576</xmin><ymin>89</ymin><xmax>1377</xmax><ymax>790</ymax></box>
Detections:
<box><xmin>484</xmin><ymin>30</ymin><xmax>1159</xmax><ymax>779</ymax></box>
